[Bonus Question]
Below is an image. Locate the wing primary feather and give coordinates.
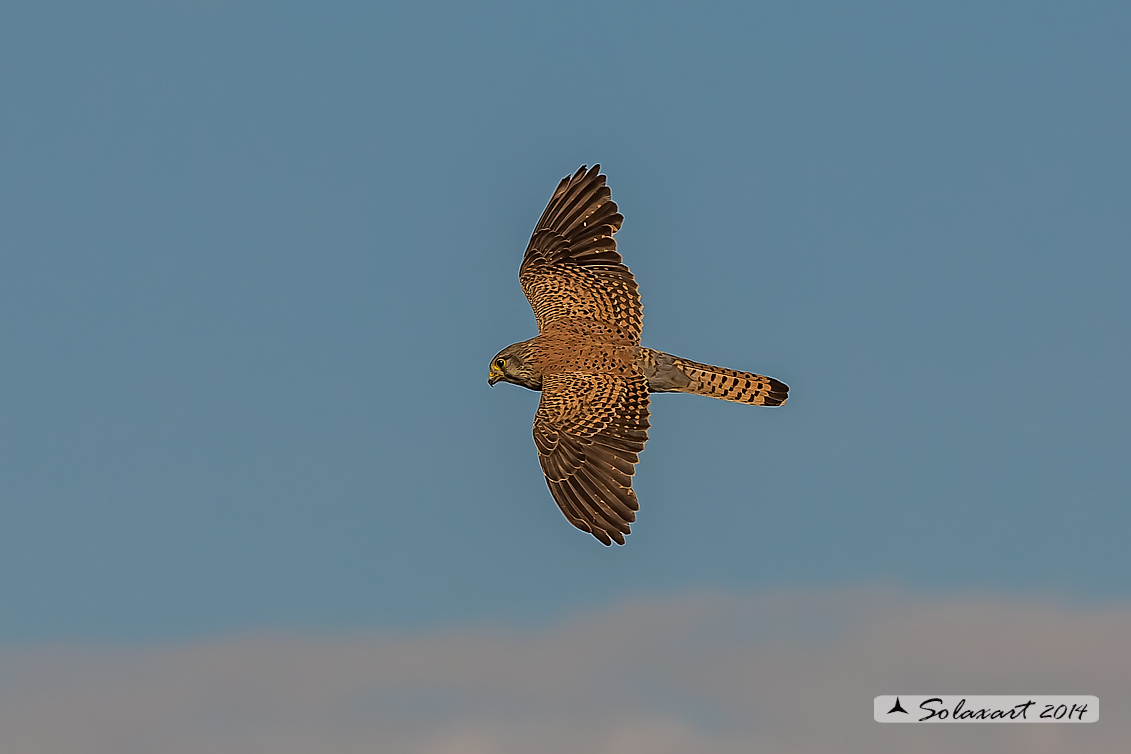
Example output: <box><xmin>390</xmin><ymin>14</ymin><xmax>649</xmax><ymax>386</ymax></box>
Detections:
<box><xmin>573</xmin><ymin>466</ymin><xmax>638</xmax><ymax>521</ymax></box>
<box><xmin>561</xmin><ymin>475</ymin><xmax>628</xmax><ymax>538</ymax></box>
<box><xmin>554</xmin><ymin>479</ymin><xmax>617</xmax><ymax>545</ymax></box>
<box><xmin>547</xmin><ymin>480</ymin><xmax>592</xmax><ymax>534</ymax></box>
<box><xmin>584</xmin><ymin>443</ymin><xmax>637</xmax><ymax>477</ymax></box>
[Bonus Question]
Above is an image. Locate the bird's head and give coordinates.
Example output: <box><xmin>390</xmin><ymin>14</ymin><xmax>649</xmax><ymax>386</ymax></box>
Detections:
<box><xmin>488</xmin><ymin>342</ymin><xmax>541</xmax><ymax>390</ymax></box>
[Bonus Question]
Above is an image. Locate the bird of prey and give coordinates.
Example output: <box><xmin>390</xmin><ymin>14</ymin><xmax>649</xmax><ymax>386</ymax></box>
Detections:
<box><xmin>489</xmin><ymin>165</ymin><xmax>788</xmax><ymax>545</ymax></box>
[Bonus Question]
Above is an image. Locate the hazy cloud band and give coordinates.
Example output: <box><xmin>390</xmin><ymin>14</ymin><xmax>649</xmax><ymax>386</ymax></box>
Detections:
<box><xmin>2</xmin><ymin>588</ymin><xmax>1128</xmax><ymax>754</ymax></box>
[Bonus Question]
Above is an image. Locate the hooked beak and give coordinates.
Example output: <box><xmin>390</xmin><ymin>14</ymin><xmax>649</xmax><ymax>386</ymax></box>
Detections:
<box><xmin>488</xmin><ymin>370</ymin><xmax>501</xmax><ymax>386</ymax></box>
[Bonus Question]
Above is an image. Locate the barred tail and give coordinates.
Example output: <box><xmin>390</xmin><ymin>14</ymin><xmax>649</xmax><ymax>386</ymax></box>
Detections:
<box><xmin>639</xmin><ymin>349</ymin><xmax>789</xmax><ymax>406</ymax></box>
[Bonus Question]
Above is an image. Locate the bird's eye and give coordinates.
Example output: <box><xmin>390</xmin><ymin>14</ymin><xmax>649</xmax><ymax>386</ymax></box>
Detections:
<box><xmin>494</xmin><ymin>358</ymin><xmax>506</xmax><ymax>369</ymax></box>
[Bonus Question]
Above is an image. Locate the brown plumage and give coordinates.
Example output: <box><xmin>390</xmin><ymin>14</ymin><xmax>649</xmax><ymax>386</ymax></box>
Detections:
<box><xmin>489</xmin><ymin>165</ymin><xmax>788</xmax><ymax>545</ymax></box>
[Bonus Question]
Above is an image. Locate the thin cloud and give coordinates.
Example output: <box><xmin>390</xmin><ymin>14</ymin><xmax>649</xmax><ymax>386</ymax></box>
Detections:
<box><xmin>1</xmin><ymin>588</ymin><xmax>1128</xmax><ymax>753</ymax></box>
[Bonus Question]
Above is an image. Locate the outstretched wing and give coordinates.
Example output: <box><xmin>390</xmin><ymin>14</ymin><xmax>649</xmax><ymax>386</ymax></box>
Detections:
<box><xmin>520</xmin><ymin>165</ymin><xmax>642</xmax><ymax>343</ymax></box>
<box><xmin>532</xmin><ymin>372</ymin><xmax>650</xmax><ymax>545</ymax></box>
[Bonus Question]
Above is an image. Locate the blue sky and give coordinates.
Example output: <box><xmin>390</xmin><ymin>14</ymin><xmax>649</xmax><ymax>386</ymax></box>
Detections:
<box><xmin>2</xmin><ymin>0</ymin><xmax>1129</xmax><ymax>652</ymax></box>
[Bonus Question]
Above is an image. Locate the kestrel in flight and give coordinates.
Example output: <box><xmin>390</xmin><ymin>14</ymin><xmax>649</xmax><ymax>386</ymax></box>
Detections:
<box><xmin>489</xmin><ymin>165</ymin><xmax>788</xmax><ymax>545</ymax></box>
